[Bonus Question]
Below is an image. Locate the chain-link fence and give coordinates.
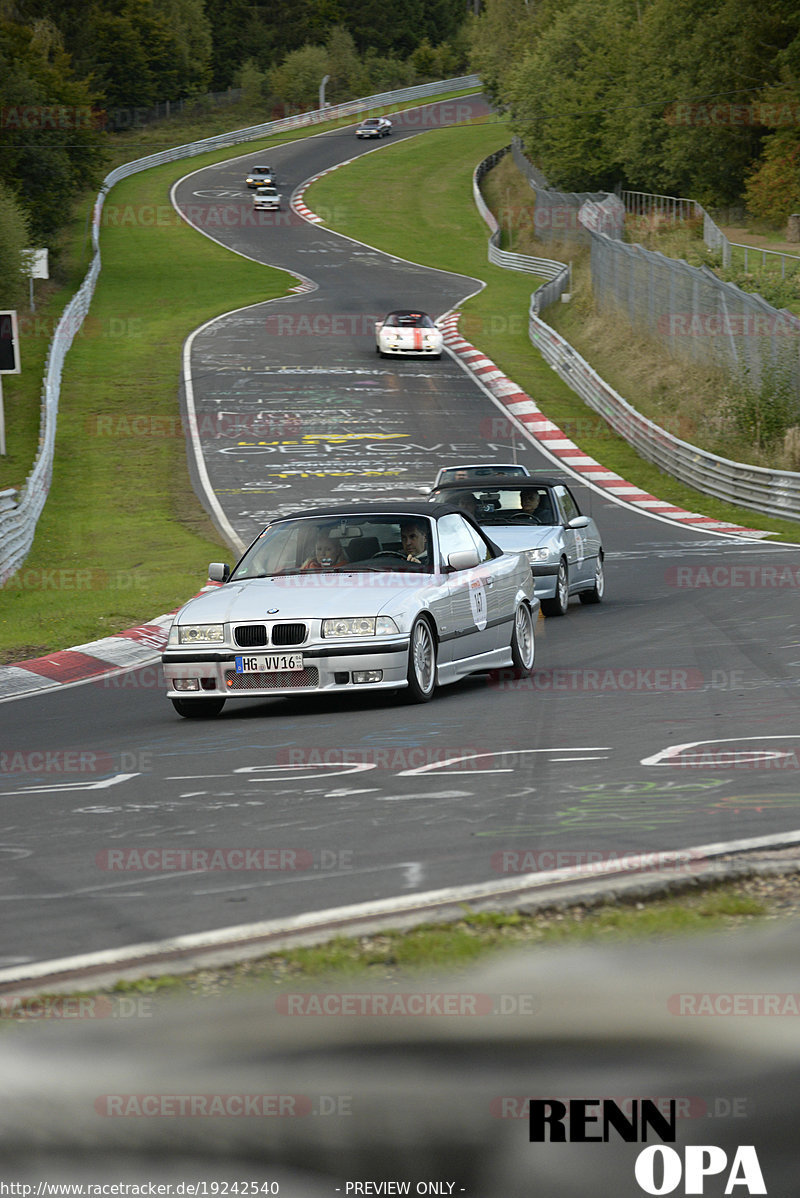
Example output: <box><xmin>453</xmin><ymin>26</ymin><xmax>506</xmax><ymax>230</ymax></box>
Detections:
<box><xmin>474</xmin><ymin>146</ymin><xmax>800</xmax><ymax>522</ymax></box>
<box><xmin>588</xmin><ymin>234</ymin><xmax>800</xmax><ymax>393</ymax></box>
<box><xmin>510</xmin><ymin>140</ymin><xmax>607</xmax><ymax>248</ymax></box>
<box><xmin>512</xmin><ymin>141</ymin><xmax>800</xmax><ymax>397</ymax></box>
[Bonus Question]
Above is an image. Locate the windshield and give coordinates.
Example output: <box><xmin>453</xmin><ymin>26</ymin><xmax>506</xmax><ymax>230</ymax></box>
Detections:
<box><xmin>437</xmin><ymin>465</ymin><xmax>528</xmax><ymax>482</ymax></box>
<box><xmin>432</xmin><ymin>486</ymin><xmax>556</xmax><ymax>526</ymax></box>
<box><xmin>384</xmin><ymin>312</ymin><xmax>434</xmax><ymax>328</ymax></box>
<box><xmin>230</xmin><ymin>515</ymin><xmax>436</xmax><ymax>580</ymax></box>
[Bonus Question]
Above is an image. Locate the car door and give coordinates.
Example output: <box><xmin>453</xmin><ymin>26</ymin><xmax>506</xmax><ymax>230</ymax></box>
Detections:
<box><xmin>553</xmin><ymin>485</ymin><xmax>593</xmax><ymax>586</ymax></box>
<box><xmin>438</xmin><ymin>513</ymin><xmax>502</xmax><ymax>661</ymax></box>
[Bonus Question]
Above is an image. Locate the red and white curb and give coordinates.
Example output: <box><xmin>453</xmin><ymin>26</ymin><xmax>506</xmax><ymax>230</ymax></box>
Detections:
<box><xmin>0</xmin><ymin>584</ymin><xmax>224</xmax><ymax>702</ymax></box>
<box><xmin>440</xmin><ymin>314</ymin><xmax>767</xmax><ymax>539</ymax></box>
<box><xmin>291</xmin><ymin>157</ymin><xmax>356</xmax><ymax>225</ymax></box>
<box><xmin>0</xmin><ymin>615</ymin><xmax>173</xmax><ymax>702</ymax></box>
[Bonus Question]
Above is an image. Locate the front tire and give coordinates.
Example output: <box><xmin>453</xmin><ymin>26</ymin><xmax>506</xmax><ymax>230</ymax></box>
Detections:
<box><xmin>579</xmin><ymin>554</ymin><xmax>605</xmax><ymax>605</ymax></box>
<box><xmin>510</xmin><ymin>602</ymin><xmax>535</xmax><ymax>674</ymax></box>
<box><xmin>171</xmin><ymin>696</ymin><xmax>226</xmax><ymax>719</ymax></box>
<box><xmin>541</xmin><ymin>559</ymin><xmax>569</xmax><ymax>617</ymax></box>
<box><xmin>405</xmin><ymin>617</ymin><xmax>437</xmax><ymax>703</ymax></box>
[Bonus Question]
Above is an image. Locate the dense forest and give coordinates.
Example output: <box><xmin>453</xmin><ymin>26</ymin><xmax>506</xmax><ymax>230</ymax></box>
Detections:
<box><xmin>0</xmin><ymin>0</ymin><xmax>469</xmax><ymax>302</ymax></box>
<box><xmin>471</xmin><ymin>0</ymin><xmax>800</xmax><ymax>220</ymax></box>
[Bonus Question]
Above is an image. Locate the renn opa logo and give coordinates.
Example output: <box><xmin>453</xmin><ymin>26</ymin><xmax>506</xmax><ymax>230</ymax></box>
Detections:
<box><xmin>529</xmin><ymin>1100</ymin><xmax>765</xmax><ymax>1194</ymax></box>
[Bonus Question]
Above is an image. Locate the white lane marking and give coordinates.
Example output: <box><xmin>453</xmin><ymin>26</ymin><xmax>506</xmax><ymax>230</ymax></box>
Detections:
<box><xmin>398</xmin><ymin>748</ymin><xmax>612</xmax><ymax>776</ymax></box>
<box><xmin>374</xmin><ymin>790</ymin><xmax>473</xmax><ymax>801</ymax></box>
<box><xmin>0</xmin><ymin>773</ymin><xmax>140</xmax><ymax>796</ymax></box>
<box><xmin>641</xmin><ymin>735</ymin><xmax>800</xmax><ymax>767</ymax></box>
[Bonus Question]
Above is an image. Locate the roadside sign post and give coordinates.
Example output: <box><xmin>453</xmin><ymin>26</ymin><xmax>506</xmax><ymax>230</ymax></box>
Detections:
<box><xmin>21</xmin><ymin>248</ymin><xmax>49</xmax><ymax>312</ymax></box>
<box><xmin>0</xmin><ymin>309</ymin><xmax>21</xmax><ymax>456</ymax></box>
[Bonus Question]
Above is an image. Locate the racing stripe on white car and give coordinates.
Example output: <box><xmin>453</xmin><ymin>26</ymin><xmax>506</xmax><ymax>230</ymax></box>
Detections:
<box><xmin>439</xmin><ymin>313</ymin><xmax>767</xmax><ymax>538</ymax></box>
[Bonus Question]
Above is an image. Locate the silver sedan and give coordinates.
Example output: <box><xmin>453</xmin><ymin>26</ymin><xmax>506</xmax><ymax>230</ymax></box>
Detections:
<box><xmin>162</xmin><ymin>503</ymin><xmax>538</xmax><ymax>718</ymax></box>
<box><xmin>428</xmin><ymin>476</ymin><xmax>604</xmax><ymax>617</ymax></box>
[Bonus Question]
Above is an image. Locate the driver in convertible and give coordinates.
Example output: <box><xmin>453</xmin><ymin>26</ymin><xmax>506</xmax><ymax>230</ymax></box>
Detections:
<box><xmin>400</xmin><ymin>520</ymin><xmax>430</xmax><ymax>565</ymax></box>
<box><xmin>301</xmin><ymin>533</ymin><xmax>348</xmax><ymax>570</ymax></box>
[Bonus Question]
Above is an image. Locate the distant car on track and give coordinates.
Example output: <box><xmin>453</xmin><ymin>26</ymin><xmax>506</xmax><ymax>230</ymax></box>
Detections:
<box><xmin>162</xmin><ymin>502</ymin><xmax>537</xmax><ymax>717</ymax></box>
<box><xmin>432</xmin><ymin>463</ymin><xmax>531</xmax><ymax>488</ymax></box>
<box><xmin>356</xmin><ymin>117</ymin><xmax>392</xmax><ymax>138</ymax></box>
<box><xmin>245</xmin><ymin>165</ymin><xmax>275</xmax><ymax>188</ymax></box>
<box><xmin>376</xmin><ymin>311</ymin><xmax>443</xmax><ymax>359</ymax></box>
<box><xmin>428</xmin><ymin>475</ymin><xmax>604</xmax><ymax>616</ymax></box>
<box><xmin>253</xmin><ymin>185</ymin><xmax>282</xmax><ymax>211</ymax></box>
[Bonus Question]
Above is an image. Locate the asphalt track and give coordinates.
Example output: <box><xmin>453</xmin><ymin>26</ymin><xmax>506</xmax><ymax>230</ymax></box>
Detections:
<box><xmin>2</xmin><ymin>97</ymin><xmax>800</xmax><ymax>971</ymax></box>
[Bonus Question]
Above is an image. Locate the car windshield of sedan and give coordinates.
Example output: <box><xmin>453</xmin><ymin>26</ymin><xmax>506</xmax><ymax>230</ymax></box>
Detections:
<box><xmin>250</xmin><ymin>166</ymin><xmax>271</xmax><ymax>174</ymax></box>
<box><xmin>436</xmin><ymin>465</ymin><xmax>528</xmax><ymax>483</ymax></box>
<box><xmin>230</xmin><ymin>516</ymin><xmax>436</xmax><ymax>579</ymax></box>
<box><xmin>433</xmin><ymin>487</ymin><xmax>557</xmax><ymax>526</ymax></box>
<box><xmin>383</xmin><ymin>312</ymin><xmax>434</xmax><ymax>328</ymax></box>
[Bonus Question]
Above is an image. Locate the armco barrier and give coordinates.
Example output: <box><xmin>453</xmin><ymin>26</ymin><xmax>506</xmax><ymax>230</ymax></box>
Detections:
<box><xmin>473</xmin><ymin>148</ymin><xmax>569</xmax><ymax>299</ymax></box>
<box><xmin>0</xmin><ymin>75</ymin><xmax>480</xmax><ymax>587</ymax></box>
<box><xmin>475</xmin><ymin>148</ymin><xmax>800</xmax><ymax>523</ymax></box>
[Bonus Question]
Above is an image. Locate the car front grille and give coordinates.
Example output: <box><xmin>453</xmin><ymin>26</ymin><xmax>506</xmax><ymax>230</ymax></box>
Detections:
<box><xmin>224</xmin><ymin>668</ymin><xmax>319</xmax><ymax>691</ymax></box>
<box><xmin>234</xmin><ymin>624</ymin><xmax>268</xmax><ymax>647</ymax></box>
<box><xmin>271</xmin><ymin>622</ymin><xmax>307</xmax><ymax>646</ymax></box>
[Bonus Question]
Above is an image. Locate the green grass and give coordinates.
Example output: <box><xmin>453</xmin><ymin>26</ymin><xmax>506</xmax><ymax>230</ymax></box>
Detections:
<box><xmin>8</xmin><ymin>875</ymin><xmax>782</xmax><ymax>1010</ymax></box>
<box><xmin>308</xmin><ymin>136</ymin><xmax>800</xmax><ymax>542</ymax></box>
<box><xmin>0</xmin><ymin>163</ymin><xmax>293</xmax><ymax>661</ymax></box>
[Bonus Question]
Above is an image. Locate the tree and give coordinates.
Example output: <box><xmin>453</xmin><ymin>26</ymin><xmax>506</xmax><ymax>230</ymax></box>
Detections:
<box><xmin>506</xmin><ymin>0</ymin><xmax>634</xmax><ymax>190</ymax></box>
<box><xmin>610</xmin><ymin>0</ymin><xmax>799</xmax><ymax>204</ymax></box>
<box><xmin>0</xmin><ymin>16</ymin><xmax>106</xmax><ymax>239</ymax></box>
<box><xmin>0</xmin><ymin>182</ymin><xmax>32</xmax><ymax>309</ymax></box>
<box><xmin>269</xmin><ymin>43</ymin><xmax>330</xmax><ymax>108</ymax></box>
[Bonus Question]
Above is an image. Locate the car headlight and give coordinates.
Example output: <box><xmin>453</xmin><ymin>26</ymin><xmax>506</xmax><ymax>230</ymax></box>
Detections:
<box><xmin>176</xmin><ymin>623</ymin><xmax>225</xmax><ymax>644</ymax></box>
<box><xmin>526</xmin><ymin>548</ymin><xmax>551</xmax><ymax>564</ymax></box>
<box><xmin>322</xmin><ymin>616</ymin><xmax>399</xmax><ymax>637</ymax></box>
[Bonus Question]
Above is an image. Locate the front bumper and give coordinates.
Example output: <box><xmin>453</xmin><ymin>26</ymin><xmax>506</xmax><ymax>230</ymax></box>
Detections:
<box><xmin>162</xmin><ymin>639</ymin><xmax>410</xmax><ymax>698</ymax></box>
<box><xmin>529</xmin><ymin>565</ymin><xmax>559</xmax><ymax>599</ymax></box>
<box><xmin>378</xmin><ymin>342</ymin><xmax>443</xmax><ymax>355</ymax></box>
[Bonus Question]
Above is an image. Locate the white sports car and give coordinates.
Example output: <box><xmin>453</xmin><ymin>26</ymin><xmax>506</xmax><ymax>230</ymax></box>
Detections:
<box><xmin>375</xmin><ymin>311</ymin><xmax>443</xmax><ymax>359</ymax></box>
<box><xmin>162</xmin><ymin>502</ymin><xmax>537</xmax><ymax>717</ymax></box>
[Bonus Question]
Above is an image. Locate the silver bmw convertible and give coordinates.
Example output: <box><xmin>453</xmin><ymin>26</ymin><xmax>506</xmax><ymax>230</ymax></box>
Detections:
<box><xmin>162</xmin><ymin>503</ymin><xmax>538</xmax><ymax>718</ymax></box>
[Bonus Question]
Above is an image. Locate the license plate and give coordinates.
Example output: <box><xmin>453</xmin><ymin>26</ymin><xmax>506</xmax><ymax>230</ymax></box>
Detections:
<box><xmin>235</xmin><ymin>654</ymin><xmax>304</xmax><ymax>673</ymax></box>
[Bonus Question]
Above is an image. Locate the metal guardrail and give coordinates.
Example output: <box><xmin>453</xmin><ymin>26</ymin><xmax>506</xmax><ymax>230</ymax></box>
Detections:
<box><xmin>621</xmin><ymin>189</ymin><xmax>800</xmax><ymax>279</ymax></box>
<box><xmin>474</xmin><ymin>148</ymin><xmax>569</xmax><ymax>298</ymax></box>
<box><xmin>0</xmin><ymin>75</ymin><xmax>481</xmax><ymax>587</ymax></box>
<box><xmin>474</xmin><ymin>149</ymin><xmax>800</xmax><ymax>523</ymax></box>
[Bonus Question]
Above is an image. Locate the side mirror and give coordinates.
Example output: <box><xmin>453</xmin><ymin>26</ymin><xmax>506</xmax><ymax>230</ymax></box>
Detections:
<box><xmin>448</xmin><ymin>548</ymin><xmax>481</xmax><ymax>571</ymax></box>
<box><xmin>208</xmin><ymin>562</ymin><xmax>230</xmax><ymax>583</ymax></box>
<box><xmin>568</xmin><ymin>516</ymin><xmax>590</xmax><ymax>529</ymax></box>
